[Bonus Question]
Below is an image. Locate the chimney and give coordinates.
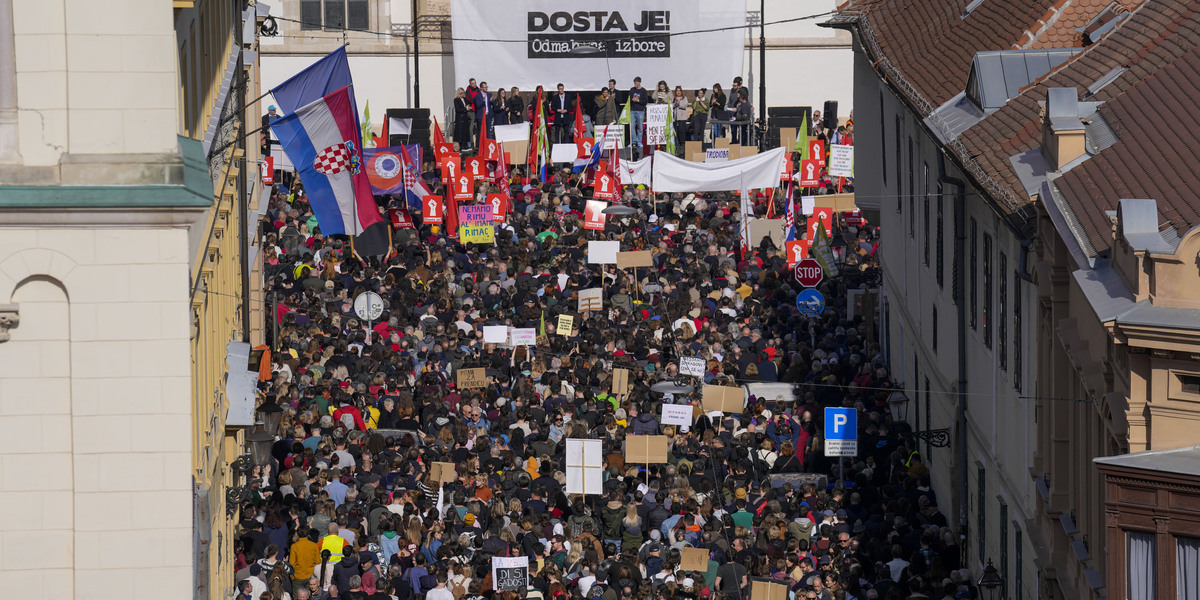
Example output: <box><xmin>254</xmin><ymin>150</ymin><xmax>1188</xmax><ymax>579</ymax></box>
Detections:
<box><xmin>1041</xmin><ymin>87</ymin><xmax>1086</xmax><ymax>170</ymax></box>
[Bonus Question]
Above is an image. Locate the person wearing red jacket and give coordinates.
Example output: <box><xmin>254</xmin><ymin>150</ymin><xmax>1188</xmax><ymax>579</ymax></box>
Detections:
<box><xmin>332</xmin><ymin>397</ymin><xmax>366</xmax><ymax>431</ymax></box>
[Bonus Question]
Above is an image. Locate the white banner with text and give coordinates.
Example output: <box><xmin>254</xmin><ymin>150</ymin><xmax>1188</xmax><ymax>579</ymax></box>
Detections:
<box><xmin>450</xmin><ymin>0</ymin><xmax>745</xmax><ymax>90</ymax></box>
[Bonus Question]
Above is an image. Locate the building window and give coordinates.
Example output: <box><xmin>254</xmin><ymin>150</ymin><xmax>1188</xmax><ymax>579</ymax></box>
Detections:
<box><xmin>921</xmin><ymin>164</ymin><xmax>931</xmax><ymax>267</ymax></box>
<box><xmin>1000</xmin><ymin>501</ymin><xmax>1009</xmax><ymax>587</ymax></box>
<box><xmin>909</xmin><ymin>137</ymin><xmax>916</xmax><ymax>238</ymax></box>
<box><xmin>1177</xmin><ymin>537</ymin><xmax>1200</xmax><ymax>599</ymax></box>
<box><xmin>977</xmin><ymin>465</ymin><xmax>987</xmax><ymax>563</ymax></box>
<box><xmin>999</xmin><ymin>252</ymin><xmax>1008</xmax><ymax>370</ymax></box>
<box><xmin>914</xmin><ymin>356</ymin><xmax>920</xmax><ymax>429</ymax></box>
<box><xmin>895</xmin><ymin>116</ymin><xmax>902</xmax><ymax>204</ymax></box>
<box><xmin>301</xmin><ymin>0</ymin><xmax>369</xmax><ymax>31</ymax></box>
<box><xmin>932</xmin><ymin>306</ymin><xmax>938</xmax><ymax>354</ymax></box>
<box><xmin>1179</xmin><ymin>373</ymin><xmax>1200</xmax><ymax>395</ymax></box>
<box><xmin>1014</xmin><ymin>272</ymin><xmax>1022</xmax><ymax>391</ymax></box>
<box><xmin>983</xmin><ymin>233</ymin><xmax>993</xmax><ymax>348</ymax></box>
<box><xmin>936</xmin><ymin>180</ymin><xmax>944</xmax><ymax>287</ymax></box>
<box><xmin>881</xmin><ymin>92</ymin><xmax>887</xmax><ymax>187</ymax></box>
<box><xmin>923</xmin><ymin>376</ymin><xmax>931</xmax><ymax>459</ymax></box>
<box><xmin>1127</xmin><ymin>531</ymin><xmax>1156</xmax><ymax>600</ymax></box>
<box><xmin>970</xmin><ymin>218</ymin><xmax>978</xmax><ymax>330</ymax></box>
<box><xmin>1015</xmin><ymin>524</ymin><xmax>1024</xmax><ymax>600</ymax></box>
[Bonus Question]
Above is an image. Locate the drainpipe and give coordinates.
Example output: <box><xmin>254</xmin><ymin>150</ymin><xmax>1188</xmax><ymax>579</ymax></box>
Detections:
<box><xmin>939</xmin><ymin>150</ymin><xmax>970</xmax><ymax>535</ymax></box>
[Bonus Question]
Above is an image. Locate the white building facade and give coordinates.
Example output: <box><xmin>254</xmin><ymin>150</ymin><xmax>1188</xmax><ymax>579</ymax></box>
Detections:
<box><xmin>259</xmin><ymin>0</ymin><xmax>854</xmax><ymax>127</ymax></box>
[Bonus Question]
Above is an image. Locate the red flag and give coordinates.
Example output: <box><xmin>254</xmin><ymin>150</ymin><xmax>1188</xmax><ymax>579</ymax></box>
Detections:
<box><xmin>573</xmin><ymin>94</ymin><xmax>586</xmax><ymax>156</ymax></box>
<box><xmin>373</xmin><ymin>116</ymin><xmax>389</xmax><ymax>149</ymax></box>
<box><xmin>766</xmin><ymin>189</ymin><xmax>775</xmax><ymax>219</ymax></box>
<box><xmin>479</xmin><ymin>116</ymin><xmax>498</xmax><ymax>163</ymax></box>
<box><xmin>434</xmin><ymin>117</ymin><xmax>447</xmax><ymax>147</ymax></box>
<box><xmin>445</xmin><ymin>188</ymin><xmax>459</xmax><ymax>238</ymax></box>
<box><xmin>528</xmin><ymin>88</ymin><xmax>544</xmax><ymax>179</ymax></box>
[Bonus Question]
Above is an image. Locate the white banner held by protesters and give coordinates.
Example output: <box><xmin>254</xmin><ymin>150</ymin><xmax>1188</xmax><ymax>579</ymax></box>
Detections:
<box><xmin>620</xmin><ymin>156</ymin><xmax>653</xmax><ymax>186</ymax></box>
<box><xmin>450</xmin><ymin>0</ymin><xmax>745</xmax><ymax>90</ymax></box>
<box><xmin>652</xmin><ymin>147</ymin><xmax>787</xmax><ymax>192</ymax></box>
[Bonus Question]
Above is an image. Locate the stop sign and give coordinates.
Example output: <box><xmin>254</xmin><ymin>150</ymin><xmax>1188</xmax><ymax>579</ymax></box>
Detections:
<box><xmin>794</xmin><ymin>258</ymin><xmax>824</xmax><ymax>287</ymax></box>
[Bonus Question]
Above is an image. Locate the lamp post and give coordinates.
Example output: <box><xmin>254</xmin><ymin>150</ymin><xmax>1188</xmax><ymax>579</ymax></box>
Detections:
<box><xmin>257</xmin><ymin>398</ymin><xmax>283</xmax><ymax>437</ymax></box>
<box><xmin>412</xmin><ymin>0</ymin><xmax>420</xmax><ymax>107</ymax></box>
<box><xmin>977</xmin><ymin>559</ymin><xmax>1004</xmax><ymax>599</ymax></box>
<box><xmin>887</xmin><ymin>389</ymin><xmax>952</xmax><ymax>449</ymax></box>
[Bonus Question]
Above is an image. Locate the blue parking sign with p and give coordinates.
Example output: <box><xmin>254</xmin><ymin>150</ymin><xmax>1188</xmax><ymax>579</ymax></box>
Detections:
<box><xmin>824</xmin><ymin>407</ymin><xmax>858</xmax><ymax>456</ymax></box>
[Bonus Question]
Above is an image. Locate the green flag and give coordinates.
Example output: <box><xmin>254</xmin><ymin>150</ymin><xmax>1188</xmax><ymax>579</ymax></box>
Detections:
<box><xmin>539</xmin><ymin>311</ymin><xmax>546</xmax><ymax>336</ymax></box>
<box><xmin>795</xmin><ymin>117</ymin><xmax>809</xmax><ymax>157</ymax></box>
<box><xmin>811</xmin><ymin>217</ymin><xmax>840</xmax><ymax>278</ymax></box>
<box><xmin>617</xmin><ymin>97</ymin><xmax>632</xmax><ymax>125</ymax></box>
<box><xmin>361</xmin><ymin>100</ymin><xmax>374</xmax><ymax>148</ymax></box>
<box><xmin>664</xmin><ymin>105</ymin><xmax>676</xmax><ymax>156</ymax></box>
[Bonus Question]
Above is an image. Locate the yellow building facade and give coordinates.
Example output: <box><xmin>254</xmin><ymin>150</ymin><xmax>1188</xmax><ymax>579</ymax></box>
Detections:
<box><xmin>0</xmin><ymin>0</ymin><xmax>265</xmax><ymax>598</ymax></box>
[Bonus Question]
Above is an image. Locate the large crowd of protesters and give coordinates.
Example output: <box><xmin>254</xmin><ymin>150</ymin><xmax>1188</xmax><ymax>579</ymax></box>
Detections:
<box><xmin>238</xmin><ymin>73</ymin><xmax>978</xmax><ymax>600</ymax></box>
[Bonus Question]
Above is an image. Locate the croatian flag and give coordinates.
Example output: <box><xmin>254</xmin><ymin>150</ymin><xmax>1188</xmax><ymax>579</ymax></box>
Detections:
<box><xmin>399</xmin><ymin>143</ymin><xmax>432</xmax><ymax>212</ymax></box>
<box><xmin>271</xmin><ymin>85</ymin><xmax>385</xmax><ymax>240</ymax></box>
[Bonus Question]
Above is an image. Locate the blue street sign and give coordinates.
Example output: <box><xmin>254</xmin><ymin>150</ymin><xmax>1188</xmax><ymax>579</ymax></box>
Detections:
<box><xmin>796</xmin><ymin>289</ymin><xmax>825</xmax><ymax>317</ymax></box>
<box><xmin>824</xmin><ymin>407</ymin><xmax>858</xmax><ymax>457</ymax></box>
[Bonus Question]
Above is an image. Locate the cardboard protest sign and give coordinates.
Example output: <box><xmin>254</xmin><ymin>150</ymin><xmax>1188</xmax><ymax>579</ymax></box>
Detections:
<box><xmin>452</xmin><ymin>173</ymin><xmax>474</xmax><ymax>201</ymax></box>
<box><xmin>798</xmin><ymin>159</ymin><xmax>821</xmax><ymax>187</ymax></box>
<box><xmin>492</xmin><ymin>556</ymin><xmax>530</xmax><ymax>591</ymax></box>
<box><xmin>457</xmin><ymin>367</ymin><xmax>487</xmax><ymax>389</ymax></box>
<box><xmin>616</xmin><ymin>250</ymin><xmax>654</xmax><ymax>269</ymax></box>
<box><xmin>702</xmin><ymin>385</ymin><xmax>744</xmax><ymax>413</ymax></box>
<box><xmin>612</xmin><ymin>368</ymin><xmax>630</xmax><ymax>395</ymax></box>
<box><xmin>584</xmin><ymin>200</ymin><xmax>607</xmax><ymax>231</ymax></box>
<box><xmin>458</xmin><ymin>205</ymin><xmax>495</xmax><ymax>244</ymax></box>
<box><xmin>587</xmin><ymin>241</ymin><xmax>620</xmax><ymax>264</ymax></box>
<box><xmin>829</xmin><ymin>144</ymin><xmax>853</xmax><ymax>178</ymax></box>
<box><xmin>786</xmin><ymin>240</ymin><xmax>809</xmax><ymax>265</ymax></box>
<box><xmin>748</xmin><ymin>218</ymin><xmax>785</xmax><ymax>250</ymax></box>
<box><xmin>625</xmin><ymin>434</ymin><xmax>669</xmax><ymax>464</ymax></box>
<box><xmin>566</xmin><ymin>438</ymin><xmax>604</xmax><ymax>495</ymax></box>
<box><xmin>483</xmin><ymin>326</ymin><xmax>508</xmax><ymax>344</ymax></box>
<box><xmin>680</xmin><ymin>547</ymin><xmax>710</xmax><ymax>572</ymax></box>
<box><xmin>661</xmin><ymin>404</ymin><xmax>694</xmax><ymax>427</ymax></box>
<box><xmin>678</xmin><ymin>356</ymin><xmax>706</xmax><ymax>378</ymax></box>
<box><xmin>811</xmin><ymin>207</ymin><xmax>834</xmax><ymax>236</ymax></box>
<box><xmin>556</xmin><ymin>314</ymin><xmax>574</xmax><ymax>335</ymax></box>
<box><xmin>422</xmin><ymin>195</ymin><xmax>443</xmax><ymax>224</ymax></box>
<box><xmin>646</xmin><ymin>105</ymin><xmax>669</xmax><ymax>145</ymax></box>
<box><xmin>578</xmin><ymin>288</ymin><xmax>603</xmax><ymax>312</ymax></box>
<box><xmin>510</xmin><ymin>328</ymin><xmax>536</xmax><ymax>346</ymax></box>
<box><xmin>466</xmin><ymin>157</ymin><xmax>485</xmax><ymax>181</ymax></box>
<box><xmin>487</xmin><ymin>193</ymin><xmax>508</xmax><ymax>223</ymax></box>
<box><xmin>429</xmin><ymin>462</ymin><xmax>458</xmax><ymax>483</ymax></box>
<box><xmin>751</xmin><ymin>579</ymin><xmax>789</xmax><ymax>600</ymax></box>
<box><xmin>809</xmin><ymin>139</ymin><xmax>826</xmax><ymax>166</ymax></box>
<box><xmin>593</xmin><ymin>172</ymin><xmax>618</xmax><ymax>200</ymax></box>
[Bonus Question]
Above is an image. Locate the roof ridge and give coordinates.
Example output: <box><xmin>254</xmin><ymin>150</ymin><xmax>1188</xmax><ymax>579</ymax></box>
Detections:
<box><xmin>1016</xmin><ymin>0</ymin><xmax>1076</xmax><ymax>49</ymax></box>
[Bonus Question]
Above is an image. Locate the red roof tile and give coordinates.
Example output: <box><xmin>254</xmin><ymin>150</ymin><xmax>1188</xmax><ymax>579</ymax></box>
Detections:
<box><xmin>839</xmin><ymin>0</ymin><xmax>1060</xmax><ymax>111</ymax></box>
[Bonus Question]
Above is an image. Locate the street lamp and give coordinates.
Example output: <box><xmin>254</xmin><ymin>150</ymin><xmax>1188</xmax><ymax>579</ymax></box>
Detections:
<box><xmin>887</xmin><ymin>389</ymin><xmax>909</xmax><ymax>421</ymax></box>
<box><xmin>977</xmin><ymin>559</ymin><xmax>1004</xmax><ymax>599</ymax></box>
<box><xmin>257</xmin><ymin>398</ymin><xmax>283</xmax><ymax>437</ymax></box>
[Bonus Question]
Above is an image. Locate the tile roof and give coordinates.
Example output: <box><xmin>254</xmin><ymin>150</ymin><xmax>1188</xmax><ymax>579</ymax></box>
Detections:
<box><xmin>832</xmin><ymin>0</ymin><xmax>1061</xmax><ymax>113</ymax></box>
<box><xmin>830</xmin><ymin>0</ymin><xmax>1137</xmax><ymax>222</ymax></box>
<box><xmin>954</xmin><ymin>0</ymin><xmax>1200</xmax><ymax>245</ymax></box>
<box><xmin>1053</xmin><ymin>44</ymin><xmax>1200</xmax><ymax>252</ymax></box>
<box><xmin>1027</xmin><ymin>0</ymin><xmax>1140</xmax><ymax>49</ymax></box>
